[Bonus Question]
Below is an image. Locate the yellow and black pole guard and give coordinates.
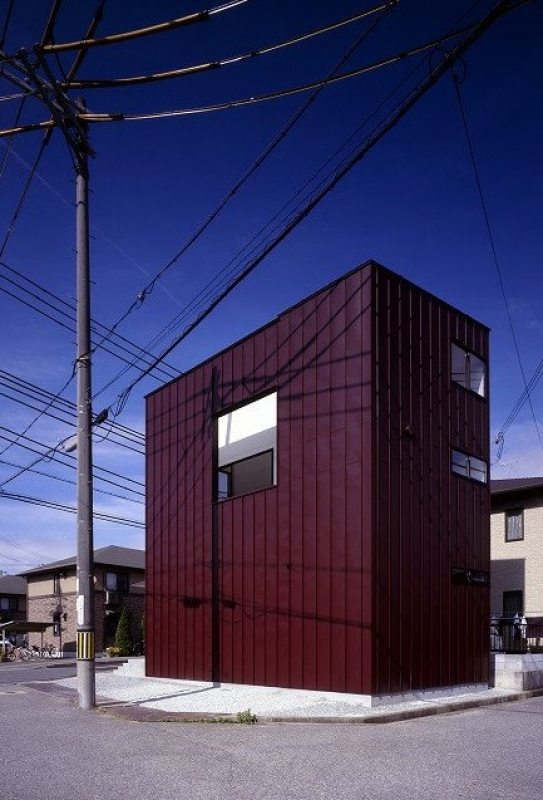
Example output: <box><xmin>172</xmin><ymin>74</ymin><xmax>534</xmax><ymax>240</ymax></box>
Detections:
<box><xmin>77</xmin><ymin>630</ymin><xmax>95</xmax><ymax>660</ymax></box>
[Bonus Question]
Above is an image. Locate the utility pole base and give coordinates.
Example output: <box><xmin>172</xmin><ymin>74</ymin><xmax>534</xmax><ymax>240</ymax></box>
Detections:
<box><xmin>77</xmin><ymin>659</ymin><xmax>96</xmax><ymax>710</ymax></box>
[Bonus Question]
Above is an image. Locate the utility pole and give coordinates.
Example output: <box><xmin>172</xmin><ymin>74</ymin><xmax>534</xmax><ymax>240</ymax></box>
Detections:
<box><xmin>74</xmin><ymin>108</ymin><xmax>95</xmax><ymax>710</ymax></box>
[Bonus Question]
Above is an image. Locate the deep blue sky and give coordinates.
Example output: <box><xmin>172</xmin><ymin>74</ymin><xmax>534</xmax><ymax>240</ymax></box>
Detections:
<box><xmin>1</xmin><ymin>0</ymin><xmax>542</xmax><ymax>571</ymax></box>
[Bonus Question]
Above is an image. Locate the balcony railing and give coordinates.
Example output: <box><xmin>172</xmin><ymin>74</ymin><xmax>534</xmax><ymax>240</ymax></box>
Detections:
<box><xmin>490</xmin><ymin>618</ymin><xmax>543</xmax><ymax>654</ymax></box>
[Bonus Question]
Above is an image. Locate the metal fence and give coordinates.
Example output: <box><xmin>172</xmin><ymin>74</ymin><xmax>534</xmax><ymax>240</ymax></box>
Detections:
<box><xmin>490</xmin><ymin>618</ymin><xmax>543</xmax><ymax>654</ymax></box>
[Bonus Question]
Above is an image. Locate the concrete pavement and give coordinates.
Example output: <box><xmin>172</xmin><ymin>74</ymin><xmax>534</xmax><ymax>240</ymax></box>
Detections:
<box><xmin>0</xmin><ymin>678</ymin><xmax>542</xmax><ymax>799</ymax></box>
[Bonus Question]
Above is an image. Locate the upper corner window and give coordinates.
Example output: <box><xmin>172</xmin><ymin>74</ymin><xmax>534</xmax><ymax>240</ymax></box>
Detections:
<box><xmin>451</xmin><ymin>449</ymin><xmax>487</xmax><ymax>484</ymax></box>
<box><xmin>451</xmin><ymin>343</ymin><xmax>486</xmax><ymax>397</ymax></box>
<box><xmin>105</xmin><ymin>572</ymin><xmax>129</xmax><ymax>593</ymax></box>
<box><xmin>505</xmin><ymin>508</ymin><xmax>524</xmax><ymax>542</ymax></box>
<box><xmin>217</xmin><ymin>392</ymin><xmax>277</xmax><ymax>500</ymax></box>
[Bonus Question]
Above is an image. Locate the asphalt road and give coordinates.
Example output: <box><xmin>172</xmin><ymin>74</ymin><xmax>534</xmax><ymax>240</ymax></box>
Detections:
<box><xmin>0</xmin><ymin>673</ymin><xmax>541</xmax><ymax>800</ymax></box>
<box><xmin>0</xmin><ymin>661</ymin><xmax>76</xmax><ymax>683</ymax></box>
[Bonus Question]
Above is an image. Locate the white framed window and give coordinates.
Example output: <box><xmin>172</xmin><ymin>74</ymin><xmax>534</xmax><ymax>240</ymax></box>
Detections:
<box><xmin>217</xmin><ymin>392</ymin><xmax>277</xmax><ymax>500</ymax></box>
<box><xmin>505</xmin><ymin>508</ymin><xmax>524</xmax><ymax>542</ymax></box>
<box><xmin>451</xmin><ymin>449</ymin><xmax>487</xmax><ymax>484</ymax></box>
<box><xmin>451</xmin><ymin>342</ymin><xmax>486</xmax><ymax>397</ymax></box>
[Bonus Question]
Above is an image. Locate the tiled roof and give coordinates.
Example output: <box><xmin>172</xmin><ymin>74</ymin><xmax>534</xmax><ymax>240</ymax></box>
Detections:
<box><xmin>490</xmin><ymin>477</ymin><xmax>543</xmax><ymax>495</ymax></box>
<box><xmin>19</xmin><ymin>545</ymin><xmax>145</xmax><ymax>577</ymax></box>
<box><xmin>0</xmin><ymin>574</ymin><xmax>27</xmax><ymax>595</ymax></box>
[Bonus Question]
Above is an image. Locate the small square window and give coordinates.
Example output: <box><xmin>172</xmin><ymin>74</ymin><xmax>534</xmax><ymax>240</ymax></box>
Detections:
<box><xmin>505</xmin><ymin>508</ymin><xmax>524</xmax><ymax>542</ymax></box>
<box><xmin>0</xmin><ymin>596</ymin><xmax>18</xmax><ymax>611</ymax></box>
<box><xmin>451</xmin><ymin>449</ymin><xmax>487</xmax><ymax>484</ymax></box>
<box><xmin>105</xmin><ymin>572</ymin><xmax>129</xmax><ymax>592</ymax></box>
<box><xmin>451</xmin><ymin>343</ymin><xmax>486</xmax><ymax>397</ymax></box>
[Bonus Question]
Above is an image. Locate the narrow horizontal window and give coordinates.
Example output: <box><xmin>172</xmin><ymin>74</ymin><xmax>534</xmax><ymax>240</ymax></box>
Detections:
<box><xmin>505</xmin><ymin>508</ymin><xmax>524</xmax><ymax>542</ymax></box>
<box><xmin>451</xmin><ymin>449</ymin><xmax>487</xmax><ymax>484</ymax></box>
<box><xmin>451</xmin><ymin>342</ymin><xmax>486</xmax><ymax>397</ymax></box>
<box><xmin>216</xmin><ymin>392</ymin><xmax>277</xmax><ymax>499</ymax></box>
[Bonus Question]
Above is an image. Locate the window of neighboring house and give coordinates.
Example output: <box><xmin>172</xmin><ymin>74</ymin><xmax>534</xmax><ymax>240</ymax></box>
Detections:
<box><xmin>0</xmin><ymin>596</ymin><xmax>18</xmax><ymax>611</ymax></box>
<box><xmin>451</xmin><ymin>449</ymin><xmax>487</xmax><ymax>484</ymax></box>
<box><xmin>505</xmin><ymin>508</ymin><xmax>524</xmax><ymax>542</ymax></box>
<box><xmin>451</xmin><ymin>343</ymin><xmax>486</xmax><ymax>397</ymax></box>
<box><xmin>105</xmin><ymin>572</ymin><xmax>129</xmax><ymax>593</ymax></box>
<box><xmin>216</xmin><ymin>392</ymin><xmax>277</xmax><ymax>500</ymax></box>
<box><xmin>503</xmin><ymin>590</ymin><xmax>523</xmax><ymax>618</ymax></box>
<box><xmin>53</xmin><ymin>574</ymin><xmax>61</xmax><ymax>596</ymax></box>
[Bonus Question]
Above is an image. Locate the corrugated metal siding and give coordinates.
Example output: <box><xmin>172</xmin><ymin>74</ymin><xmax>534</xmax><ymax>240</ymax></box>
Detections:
<box><xmin>146</xmin><ymin>261</ymin><xmax>489</xmax><ymax>695</ymax></box>
<box><xmin>372</xmin><ymin>269</ymin><xmax>489</xmax><ymax>694</ymax></box>
<box><xmin>147</xmin><ymin>265</ymin><xmax>374</xmax><ymax>692</ymax></box>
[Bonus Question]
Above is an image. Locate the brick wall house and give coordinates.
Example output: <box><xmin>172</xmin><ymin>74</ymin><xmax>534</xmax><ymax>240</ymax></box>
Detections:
<box><xmin>21</xmin><ymin>545</ymin><xmax>145</xmax><ymax>655</ymax></box>
<box><xmin>491</xmin><ymin>478</ymin><xmax>543</xmax><ymax>619</ymax></box>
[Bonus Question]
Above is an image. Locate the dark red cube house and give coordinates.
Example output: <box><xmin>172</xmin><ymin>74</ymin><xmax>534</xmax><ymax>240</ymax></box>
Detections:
<box><xmin>146</xmin><ymin>260</ymin><xmax>489</xmax><ymax>701</ymax></box>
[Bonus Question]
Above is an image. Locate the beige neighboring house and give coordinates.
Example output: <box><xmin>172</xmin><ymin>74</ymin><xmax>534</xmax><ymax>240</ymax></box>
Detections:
<box><xmin>20</xmin><ymin>545</ymin><xmax>145</xmax><ymax>655</ymax></box>
<box><xmin>491</xmin><ymin>478</ymin><xmax>543</xmax><ymax>620</ymax></box>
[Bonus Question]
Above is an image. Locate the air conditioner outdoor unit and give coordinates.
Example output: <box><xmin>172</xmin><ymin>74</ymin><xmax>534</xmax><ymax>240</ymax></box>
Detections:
<box><xmin>105</xmin><ymin>591</ymin><xmax>121</xmax><ymax>606</ymax></box>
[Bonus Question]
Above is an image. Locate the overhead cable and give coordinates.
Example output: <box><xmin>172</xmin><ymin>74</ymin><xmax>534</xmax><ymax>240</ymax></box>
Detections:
<box><xmin>0</xmin><ymin>1</ymin><xmax>15</xmax><ymax>49</ymax></box>
<box><xmin>40</xmin><ymin>0</ymin><xmax>65</xmax><ymax>48</ymax></box>
<box><xmin>0</xmin><ymin>426</ymin><xmax>144</xmax><ymax>493</ymax></box>
<box><xmin>0</xmin><ymin>368</ymin><xmax>143</xmax><ymax>441</ymax></box>
<box><xmin>0</xmin><ymin>25</ymin><xmax>477</xmax><ymax>140</ymax></box>
<box><xmin>0</xmin><ymin>385</ymin><xmax>144</xmax><ymax>456</ymax></box>
<box><xmin>82</xmin><ymin>0</ymin><xmax>396</xmax><ymax>380</ymax></box>
<box><xmin>452</xmin><ymin>69</ymin><xmax>543</xmax><ymax>459</ymax></box>
<box><xmin>0</xmin><ymin>135</ymin><xmax>49</xmax><ymax>260</ymax></box>
<box><xmin>0</xmin><ymin>490</ymin><xmax>144</xmax><ymax>528</ymax></box>
<box><xmin>39</xmin><ymin>0</ymin><xmax>249</xmax><ymax>54</ymax></box>
<box><xmin>79</xmin><ymin>25</ymin><xmax>477</xmax><ymax>126</ymax></box>
<box><xmin>109</xmin><ymin>0</ymin><xmax>519</xmax><ymax>414</ymax></box>
<box><xmin>63</xmin><ymin>3</ymin><xmax>394</xmax><ymax>89</ymax></box>
<box><xmin>0</xmin><ymin>456</ymin><xmax>143</xmax><ymax>506</ymax></box>
<box><xmin>0</xmin><ymin>261</ymin><xmax>178</xmax><ymax>380</ymax></box>
<box><xmin>0</xmin><ymin>531</ymin><xmax>51</xmax><ymax>564</ymax></box>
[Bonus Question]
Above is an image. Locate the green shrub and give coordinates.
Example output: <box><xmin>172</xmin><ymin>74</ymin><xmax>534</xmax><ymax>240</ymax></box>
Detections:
<box><xmin>236</xmin><ymin>708</ymin><xmax>257</xmax><ymax>725</ymax></box>
<box><xmin>114</xmin><ymin>607</ymin><xmax>132</xmax><ymax>656</ymax></box>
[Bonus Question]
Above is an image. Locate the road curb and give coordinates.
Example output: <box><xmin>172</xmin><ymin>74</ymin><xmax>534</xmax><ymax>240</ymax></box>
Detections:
<box><xmin>95</xmin><ymin>686</ymin><xmax>543</xmax><ymax>725</ymax></box>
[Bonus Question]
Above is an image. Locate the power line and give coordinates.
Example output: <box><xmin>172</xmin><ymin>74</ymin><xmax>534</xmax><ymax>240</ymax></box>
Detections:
<box><xmin>78</xmin><ymin>26</ymin><xmax>478</xmax><ymax>126</ymax></box>
<box><xmin>0</xmin><ymin>426</ymin><xmax>144</xmax><ymax>494</ymax></box>
<box><xmin>0</xmin><ymin>96</ymin><xmax>26</xmax><ymax>180</ymax></box>
<box><xmin>0</xmin><ymin>22</ymin><xmax>476</xmax><ymax>140</ymax></box>
<box><xmin>0</xmin><ymin>550</ymin><xmax>37</xmax><ymax>567</ymax></box>
<box><xmin>108</xmin><ymin>0</ymin><xmax>520</xmax><ymax>415</ymax></box>
<box><xmin>0</xmin><ymin>368</ymin><xmax>143</xmax><ymax>441</ymax></box>
<box><xmin>0</xmin><ymin>0</ymin><xmax>15</xmax><ymax>49</ymax></box>
<box><xmin>63</xmin><ymin>3</ymin><xmax>393</xmax><ymax>89</ymax></box>
<box><xmin>40</xmin><ymin>0</ymin><xmax>65</xmax><ymax>49</ymax></box>
<box><xmin>0</xmin><ymin>261</ymin><xmax>178</xmax><ymax>380</ymax></box>
<box><xmin>451</xmin><ymin>68</ymin><xmax>543</xmax><ymax>460</ymax></box>
<box><xmin>0</xmin><ymin>456</ymin><xmax>143</xmax><ymax>506</ymax></box>
<box><xmin>0</xmin><ymin>136</ymin><xmax>50</xmax><ymax>260</ymax></box>
<box><xmin>39</xmin><ymin>0</ymin><xmax>249</xmax><ymax>54</ymax></box>
<box><xmin>80</xmin><ymin>1</ymin><xmax>396</xmax><ymax>378</ymax></box>
<box><xmin>0</xmin><ymin>490</ymin><xmax>144</xmax><ymax>529</ymax></box>
<box><xmin>0</xmin><ymin>385</ymin><xmax>144</xmax><ymax>455</ymax></box>
<box><xmin>94</xmin><ymin>47</ymin><xmax>433</xmax><ymax>399</ymax></box>
<box><xmin>0</xmin><ymin>531</ymin><xmax>51</xmax><ymax>564</ymax></box>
